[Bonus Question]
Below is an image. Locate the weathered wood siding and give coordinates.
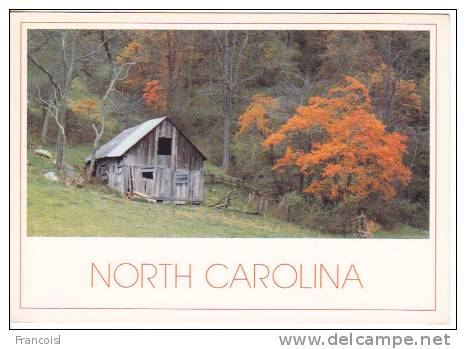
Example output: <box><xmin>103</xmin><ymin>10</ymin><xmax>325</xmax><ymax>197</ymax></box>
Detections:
<box><xmin>97</xmin><ymin>119</ymin><xmax>204</xmax><ymax>202</ymax></box>
<box><xmin>96</xmin><ymin>159</ymin><xmax>124</xmax><ymax>193</ymax></box>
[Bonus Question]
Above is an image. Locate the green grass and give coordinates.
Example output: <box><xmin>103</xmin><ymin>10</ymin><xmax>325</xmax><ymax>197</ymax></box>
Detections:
<box><xmin>372</xmin><ymin>225</ymin><xmax>428</xmax><ymax>239</ymax></box>
<box><xmin>27</xmin><ymin>144</ymin><xmax>318</xmax><ymax>238</ymax></box>
<box><xmin>204</xmin><ymin>161</ymin><xmax>229</xmax><ymax>178</ymax></box>
<box><xmin>26</xmin><ymin>143</ymin><xmax>428</xmax><ymax>239</ymax></box>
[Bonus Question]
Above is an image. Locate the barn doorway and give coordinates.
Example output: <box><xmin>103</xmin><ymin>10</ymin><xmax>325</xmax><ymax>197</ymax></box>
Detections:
<box><xmin>139</xmin><ymin>167</ymin><xmax>155</xmax><ymax>196</ymax></box>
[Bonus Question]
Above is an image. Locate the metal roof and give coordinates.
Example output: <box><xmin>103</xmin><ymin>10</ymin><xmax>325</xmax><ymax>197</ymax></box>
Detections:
<box><xmin>86</xmin><ymin>117</ymin><xmax>167</xmax><ymax>162</ymax></box>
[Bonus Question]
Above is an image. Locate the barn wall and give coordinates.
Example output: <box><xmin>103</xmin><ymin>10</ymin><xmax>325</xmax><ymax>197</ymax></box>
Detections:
<box><xmin>122</xmin><ymin>119</ymin><xmax>203</xmax><ymax>171</ymax></box>
<box><xmin>116</xmin><ymin>119</ymin><xmax>204</xmax><ymax>202</ymax></box>
<box><xmin>96</xmin><ymin>158</ymin><xmax>124</xmax><ymax>193</ymax></box>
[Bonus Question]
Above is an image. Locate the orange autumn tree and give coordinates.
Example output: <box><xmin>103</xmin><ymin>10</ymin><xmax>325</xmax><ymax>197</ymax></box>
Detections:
<box><xmin>237</xmin><ymin>93</ymin><xmax>280</xmax><ymax>138</ymax></box>
<box><xmin>263</xmin><ymin>77</ymin><xmax>411</xmax><ymax>204</ymax></box>
<box><xmin>69</xmin><ymin>98</ymin><xmax>99</xmax><ymax>120</ymax></box>
<box><xmin>234</xmin><ymin>94</ymin><xmax>281</xmax><ymax>178</ymax></box>
<box><xmin>116</xmin><ymin>41</ymin><xmax>168</xmax><ymax>113</ymax></box>
<box><xmin>143</xmin><ymin>80</ymin><xmax>166</xmax><ymax>113</ymax></box>
<box><xmin>116</xmin><ymin>41</ymin><xmax>148</xmax><ymax>90</ymax></box>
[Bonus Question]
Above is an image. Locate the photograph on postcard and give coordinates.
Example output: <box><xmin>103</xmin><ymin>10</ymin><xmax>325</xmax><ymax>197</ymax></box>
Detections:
<box><xmin>26</xmin><ymin>29</ymin><xmax>430</xmax><ymax>239</ymax></box>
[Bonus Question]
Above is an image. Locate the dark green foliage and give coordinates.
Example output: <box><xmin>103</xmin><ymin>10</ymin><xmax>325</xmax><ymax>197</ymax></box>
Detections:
<box><xmin>305</xmin><ymin>200</ymin><xmax>359</xmax><ymax>235</ymax></box>
<box><xmin>363</xmin><ymin>199</ymin><xmax>429</xmax><ymax>230</ymax></box>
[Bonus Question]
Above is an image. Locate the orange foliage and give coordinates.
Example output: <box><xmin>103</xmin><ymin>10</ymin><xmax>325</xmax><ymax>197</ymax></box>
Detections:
<box><xmin>273</xmin><ymin>146</ymin><xmax>304</xmax><ymax>170</ymax></box>
<box><xmin>263</xmin><ymin>77</ymin><xmax>411</xmax><ymax>202</ymax></box>
<box><xmin>117</xmin><ymin>41</ymin><xmax>144</xmax><ymax>64</ymax></box>
<box><xmin>117</xmin><ymin>41</ymin><xmax>149</xmax><ymax>90</ymax></box>
<box><xmin>69</xmin><ymin>98</ymin><xmax>99</xmax><ymax>120</ymax></box>
<box><xmin>327</xmin><ymin>76</ymin><xmax>372</xmax><ymax>112</ymax></box>
<box><xmin>237</xmin><ymin>94</ymin><xmax>279</xmax><ymax>137</ymax></box>
<box><xmin>262</xmin><ymin>132</ymin><xmax>286</xmax><ymax>149</ymax></box>
<box><xmin>262</xmin><ymin>76</ymin><xmax>372</xmax><ymax>150</ymax></box>
<box><xmin>143</xmin><ymin>80</ymin><xmax>166</xmax><ymax>112</ymax></box>
<box><xmin>298</xmin><ymin>109</ymin><xmax>411</xmax><ymax>201</ymax></box>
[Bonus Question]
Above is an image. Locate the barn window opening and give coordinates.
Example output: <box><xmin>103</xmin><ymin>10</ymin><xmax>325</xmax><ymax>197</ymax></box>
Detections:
<box><xmin>142</xmin><ymin>170</ymin><xmax>154</xmax><ymax>179</ymax></box>
<box><xmin>158</xmin><ymin>137</ymin><xmax>172</xmax><ymax>155</ymax></box>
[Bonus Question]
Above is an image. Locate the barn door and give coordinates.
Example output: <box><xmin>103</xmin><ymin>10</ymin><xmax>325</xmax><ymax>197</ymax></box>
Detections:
<box><xmin>139</xmin><ymin>167</ymin><xmax>155</xmax><ymax>196</ymax></box>
<box><xmin>154</xmin><ymin>167</ymin><xmax>173</xmax><ymax>199</ymax></box>
<box><xmin>174</xmin><ymin>169</ymin><xmax>189</xmax><ymax>200</ymax></box>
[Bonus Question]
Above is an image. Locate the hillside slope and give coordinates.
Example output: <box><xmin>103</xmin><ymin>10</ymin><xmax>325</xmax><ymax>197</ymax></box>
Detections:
<box><xmin>27</xmin><ymin>145</ymin><xmax>321</xmax><ymax>238</ymax></box>
<box><xmin>26</xmin><ymin>144</ymin><xmax>428</xmax><ymax>239</ymax></box>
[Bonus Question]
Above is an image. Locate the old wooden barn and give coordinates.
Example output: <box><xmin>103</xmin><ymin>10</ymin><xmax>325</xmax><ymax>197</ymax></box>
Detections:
<box><xmin>87</xmin><ymin>117</ymin><xmax>206</xmax><ymax>203</ymax></box>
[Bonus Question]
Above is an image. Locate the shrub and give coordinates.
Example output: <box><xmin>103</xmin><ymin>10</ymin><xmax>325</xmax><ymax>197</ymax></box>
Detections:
<box><xmin>304</xmin><ymin>200</ymin><xmax>358</xmax><ymax>235</ymax></box>
<box><xmin>363</xmin><ymin>199</ymin><xmax>429</xmax><ymax>230</ymax></box>
<box><xmin>278</xmin><ymin>192</ymin><xmax>307</xmax><ymax>222</ymax></box>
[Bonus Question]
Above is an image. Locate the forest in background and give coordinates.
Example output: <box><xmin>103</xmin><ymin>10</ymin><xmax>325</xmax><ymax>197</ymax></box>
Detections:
<box><xmin>26</xmin><ymin>30</ymin><xmax>430</xmax><ymax>235</ymax></box>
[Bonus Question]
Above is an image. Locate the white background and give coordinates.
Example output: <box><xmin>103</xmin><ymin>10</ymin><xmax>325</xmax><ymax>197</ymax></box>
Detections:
<box><xmin>1</xmin><ymin>4</ymin><xmax>460</xmax><ymax>349</ymax></box>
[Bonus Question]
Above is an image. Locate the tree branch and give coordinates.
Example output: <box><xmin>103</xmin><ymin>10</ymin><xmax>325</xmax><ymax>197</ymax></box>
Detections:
<box><xmin>75</xmin><ymin>32</ymin><xmax>118</xmax><ymax>61</ymax></box>
<box><xmin>233</xmin><ymin>32</ymin><xmax>249</xmax><ymax>90</ymax></box>
<box><xmin>213</xmin><ymin>31</ymin><xmax>224</xmax><ymax>51</ymax></box>
<box><xmin>27</xmin><ymin>54</ymin><xmax>59</xmax><ymax>90</ymax></box>
<box><xmin>100</xmin><ymin>31</ymin><xmax>113</xmax><ymax>62</ymax></box>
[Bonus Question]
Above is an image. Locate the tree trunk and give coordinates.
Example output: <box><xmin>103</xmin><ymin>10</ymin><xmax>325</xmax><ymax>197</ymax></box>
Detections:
<box><xmin>223</xmin><ymin>92</ymin><xmax>231</xmax><ymax>171</ymax></box>
<box><xmin>50</xmin><ymin>100</ymin><xmax>66</xmax><ymax>177</ymax></box>
<box><xmin>222</xmin><ymin>32</ymin><xmax>231</xmax><ymax>171</ymax></box>
<box><xmin>40</xmin><ymin>102</ymin><xmax>50</xmax><ymax>144</ymax></box>
<box><xmin>55</xmin><ymin>98</ymin><xmax>67</xmax><ymax>173</ymax></box>
<box><xmin>381</xmin><ymin>77</ymin><xmax>396</xmax><ymax>129</ymax></box>
<box><xmin>55</xmin><ymin>30</ymin><xmax>78</xmax><ymax>173</ymax></box>
<box><xmin>166</xmin><ymin>32</ymin><xmax>177</xmax><ymax>118</ymax></box>
<box><xmin>356</xmin><ymin>212</ymin><xmax>369</xmax><ymax>238</ymax></box>
<box><xmin>86</xmin><ymin>100</ymin><xmax>106</xmax><ymax>179</ymax></box>
<box><xmin>208</xmin><ymin>38</ymin><xmax>214</xmax><ymax>92</ymax></box>
<box><xmin>187</xmin><ymin>32</ymin><xmax>194</xmax><ymax>105</ymax></box>
<box><xmin>87</xmin><ymin>128</ymin><xmax>104</xmax><ymax>179</ymax></box>
<box><xmin>298</xmin><ymin>172</ymin><xmax>305</xmax><ymax>192</ymax></box>
<box><xmin>214</xmin><ymin>31</ymin><xmax>248</xmax><ymax>171</ymax></box>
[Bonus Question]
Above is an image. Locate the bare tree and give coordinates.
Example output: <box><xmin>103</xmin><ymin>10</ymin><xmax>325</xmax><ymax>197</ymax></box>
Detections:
<box><xmin>28</xmin><ymin>30</ymin><xmax>79</xmax><ymax>172</ymax></box>
<box><xmin>213</xmin><ymin>30</ymin><xmax>249</xmax><ymax>171</ymax></box>
<box><xmin>28</xmin><ymin>30</ymin><xmax>117</xmax><ymax>173</ymax></box>
<box><xmin>86</xmin><ymin>61</ymin><xmax>135</xmax><ymax>179</ymax></box>
<box><xmin>37</xmin><ymin>87</ymin><xmax>66</xmax><ymax>176</ymax></box>
<box><xmin>55</xmin><ymin>31</ymin><xmax>80</xmax><ymax>172</ymax></box>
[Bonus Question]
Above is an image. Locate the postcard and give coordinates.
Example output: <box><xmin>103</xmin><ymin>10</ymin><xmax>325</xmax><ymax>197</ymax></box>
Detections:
<box><xmin>9</xmin><ymin>11</ymin><xmax>452</xmax><ymax>326</ymax></box>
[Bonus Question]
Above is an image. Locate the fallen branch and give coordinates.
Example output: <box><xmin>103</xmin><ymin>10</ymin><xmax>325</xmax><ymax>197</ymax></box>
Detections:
<box><xmin>65</xmin><ymin>176</ymin><xmax>85</xmax><ymax>188</ymax></box>
<box><xmin>132</xmin><ymin>191</ymin><xmax>157</xmax><ymax>204</ymax></box>
<box><xmin>205</xmin><ymin>173</ymin><xmax>275</xmax><ymax>197</ymax></box>
<box><xmin>34</xmin><ymin>148</ymin><xmax>53</xmax><ymax>159</ymax></box>
<box><xmin>207</xmin><ymin>190</ymin><xmax>234</xmax><ymax>208</ymax></box>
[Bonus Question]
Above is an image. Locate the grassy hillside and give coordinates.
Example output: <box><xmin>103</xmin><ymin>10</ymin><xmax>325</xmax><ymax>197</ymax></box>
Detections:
<box><xmin>26</xmin><ymin>143</ymin><xmax>428</xmax><ymax>239</ymax></box>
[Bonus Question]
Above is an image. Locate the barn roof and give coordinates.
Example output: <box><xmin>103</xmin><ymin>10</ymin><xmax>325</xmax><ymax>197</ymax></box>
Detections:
<box><xmin>86</xmin><ymin>117</ymin><xmax>206</xmax><ymax>162</ymax></box>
